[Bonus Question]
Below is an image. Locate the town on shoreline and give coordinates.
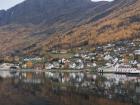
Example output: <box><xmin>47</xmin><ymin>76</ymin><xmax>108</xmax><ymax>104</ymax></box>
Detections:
<box><xmin>0</xmin><ymin>38</ymin><xmax>140</xmax><ymax>77</ymax></box>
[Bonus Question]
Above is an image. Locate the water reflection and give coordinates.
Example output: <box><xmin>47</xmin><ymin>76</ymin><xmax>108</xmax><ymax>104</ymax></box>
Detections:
<box><xmin>0</xmin><ymin>70</ymin><xmax>140</xmax><ymax>105</ymax></box>
<box><xmin>17</xmin><ymin>71</ymin><xmax>140</xmax><ymax>104</ymax></box>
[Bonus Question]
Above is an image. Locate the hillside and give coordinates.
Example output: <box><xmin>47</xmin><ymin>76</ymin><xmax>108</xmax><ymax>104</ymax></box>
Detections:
<box><xmin>0</xmin><ymin>0</ymin><xmax>140</xmax><ymax>55</ymax></box>
<box><xmin>44</xmin><ymin>0</ymin><xmax>140</xmax><ymax>49</ymax></box>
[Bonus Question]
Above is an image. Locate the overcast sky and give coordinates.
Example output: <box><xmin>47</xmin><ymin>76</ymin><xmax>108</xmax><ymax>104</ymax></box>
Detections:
<box><xmin>0</xmin><ymin>0</ymin><xmax>25</xmax><ymax>10</ymax></box>
<box><xmin>0</xmin><ymin>0</ymin><xmax>113</xmax><ymax>10</ymax></box>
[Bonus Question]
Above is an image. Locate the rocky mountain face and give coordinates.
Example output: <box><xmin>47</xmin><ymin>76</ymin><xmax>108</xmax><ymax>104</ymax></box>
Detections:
<box><xmin>0</xmin><ymin>0</ymin><xmax>139</xmax><ymax>54</ymax></box>
<box><xmin>0</xmin><ymin>0</ymin><xmax>101</xmax><ymax>25</ymax></box>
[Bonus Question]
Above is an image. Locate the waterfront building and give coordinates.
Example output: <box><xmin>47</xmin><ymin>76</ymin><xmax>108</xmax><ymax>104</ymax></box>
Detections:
<box><xmin>134</xmin><ymin>50</ymin><xmax>140</xmax><ymax>63</ymax></box>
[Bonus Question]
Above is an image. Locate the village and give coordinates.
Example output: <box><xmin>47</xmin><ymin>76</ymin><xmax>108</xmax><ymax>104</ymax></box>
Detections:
<box><xmin>0</xmin><ymin>38</ymin><xmax>140</xmax><ymax>74</ymax></box>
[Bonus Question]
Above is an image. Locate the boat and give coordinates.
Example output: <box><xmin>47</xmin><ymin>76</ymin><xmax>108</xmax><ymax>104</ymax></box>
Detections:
<box><xmin>115</xmin><ymin>64</ymin><xmax>140</xmax><ymax>75</ymax></box>
<box><xmin>98</xmin><ymin>64</ymin><xmax>140</xmax><ymax>75</ymax></box>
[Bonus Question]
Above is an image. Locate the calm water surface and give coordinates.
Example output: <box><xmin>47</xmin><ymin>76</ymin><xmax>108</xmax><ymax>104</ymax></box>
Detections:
<box><xmin>0</xmin><ymin>70</ymin><xmax>139</xmax><ymax>105</ymax></box>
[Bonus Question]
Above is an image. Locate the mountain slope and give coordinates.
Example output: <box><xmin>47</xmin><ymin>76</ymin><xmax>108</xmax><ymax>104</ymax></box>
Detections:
<box><xmin>0</xmin><ymin>0</ymin><xmax>140</xmax><ymax>54</ymax></box>
<box><xmin>0</xmin><ymin>0</ymin><xmax>105</xmax><ymax>25</ymax></box>
<box><xmin>44</xmin><ymin>0</ymin><xmax>140</xmax><ymax>49</ymax></box>
<box><xmin>0</xmin><ymin>0</ymin><xmax>111</xmax><ymax>54</ymax></box>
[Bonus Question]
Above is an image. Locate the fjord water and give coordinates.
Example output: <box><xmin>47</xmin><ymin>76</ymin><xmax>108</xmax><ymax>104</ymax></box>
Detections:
<box><xmin>0</xmin><ymin>70</ymin><xmax>139</xmax><ymax>105</ymax></box>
